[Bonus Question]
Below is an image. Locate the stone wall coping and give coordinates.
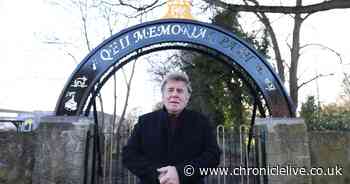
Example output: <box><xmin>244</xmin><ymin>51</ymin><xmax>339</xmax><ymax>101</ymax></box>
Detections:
<box><xmin>256</xmin><ymin>117</ymin><xmax>305</xmax><ymax>128</ymax></box>
<box><xmin>39</xmin><ymin>115</ymin><xmax>93</xmax><ymax>125</ymax></box>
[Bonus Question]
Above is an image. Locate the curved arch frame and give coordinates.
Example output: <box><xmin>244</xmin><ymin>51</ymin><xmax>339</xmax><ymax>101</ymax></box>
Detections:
<box><xmin>55</xmin><ymin>19</ymin><xmax>295</xmax><ymax>117</ymax></box>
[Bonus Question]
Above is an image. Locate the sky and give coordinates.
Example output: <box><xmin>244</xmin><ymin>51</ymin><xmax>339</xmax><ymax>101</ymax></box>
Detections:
<box><xmin>1</xmin><ymin>0</ymin><xmax>350</xmax><ymax>115</ymax></box>
<box><xmin>239</xmin><ymin>7</ymin><xmax>350</xmax><ymax>105</ymax></box>
<box><xmin>0</xmin><ymin>0</ymin><xmax>167</xmax><ymax>115</ymax></box>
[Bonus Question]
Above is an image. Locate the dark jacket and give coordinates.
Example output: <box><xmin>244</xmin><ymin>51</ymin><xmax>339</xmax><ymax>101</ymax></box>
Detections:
<box><xmin>122</xmin><ymin>108</ymin><xmax>221</xmax><ymax>184</ymax></box>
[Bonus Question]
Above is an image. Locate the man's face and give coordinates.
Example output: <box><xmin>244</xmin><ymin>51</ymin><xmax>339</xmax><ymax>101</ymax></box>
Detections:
<box><xmin>162</xmin><ymin>80</ymin><xmax>190</xmax><ymax>115</ymax></box>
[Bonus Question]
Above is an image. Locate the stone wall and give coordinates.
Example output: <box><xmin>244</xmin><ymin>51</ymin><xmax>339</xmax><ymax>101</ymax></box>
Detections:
<box><xmin>0</xmin><ymin>116</ymin><xmax>94</xmax><ymax>184</ymax></box>
<box><xmin>255</xmin><ymin>118</ymin><xmax>350</xmax><ymax>184</ymax></box>
<box><xmin>309</xmin><ymin>131</ymin><xmax>350</xmax><ymax>184</ymax></box>
<box><xmin>1</xmin><ymin>116</ymin><xmax>350</xmax><ymax>184</ymax></box>
<box><xmin>0</xmin><ymin>132</ymin><xmax>34</xmax><ymax>184</ymax></box>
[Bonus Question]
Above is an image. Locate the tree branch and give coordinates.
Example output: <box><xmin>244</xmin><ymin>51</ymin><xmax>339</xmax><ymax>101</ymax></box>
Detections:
<box><xmin>204</xmin><ymin>0</ymin><xmax>350</xmax><ymax>14</ymax></box>
<box><xmin>297</xmin><ymin>73</ymin><xmax>334</xmax><ymax>90</ymax></box>
<box><xmin>101</xmin><ymin>0</ymin><xmax>162</xmax><ymax>11</ymax></box>
<box><xmin>79</xmin><ymin>0</ymin><xmax>92</xmax><ymax>52</ymax></box>
<box><xmin>124</xmin><ymin>2</ymin><xmax>167</xmax><ymax>18</ymax></box>
<box><xmin>100</xmin><ymin>0</ymin><xmax>166</xmax><ymax>18</ymax></box>
<box><xmin>243</xmin><ymin>0</ymin><xmax>286</xmax><ymax>83</ymax></box>
<box><xmin>300</xmin><ymin>43</ymin><xmax>344</xmax><ymax>64</ymax></box>
<box><xmin>41</xmin><ymin>39</ymin><xmax>79</xmax><ymax>64</ymax></box>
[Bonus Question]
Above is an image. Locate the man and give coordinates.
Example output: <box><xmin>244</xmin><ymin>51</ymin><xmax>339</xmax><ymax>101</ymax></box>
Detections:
<box><xmin>122</xmin><ymin>72</ymin><xmax>221</xmax><ymax>184</ymax></box>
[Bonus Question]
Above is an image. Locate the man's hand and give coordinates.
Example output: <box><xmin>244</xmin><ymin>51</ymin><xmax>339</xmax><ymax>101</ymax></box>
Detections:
<box><xmin>157</xmin><ymin>166</ymin><xmax>180</xmax><ymax>184</ymax></box>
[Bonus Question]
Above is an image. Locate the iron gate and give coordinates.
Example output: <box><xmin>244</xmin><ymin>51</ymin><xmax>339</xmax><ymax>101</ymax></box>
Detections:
<box><xmin>89</xmin><ymin>116</ymin><xmax>267</xmax><ymax>184</ymax></box>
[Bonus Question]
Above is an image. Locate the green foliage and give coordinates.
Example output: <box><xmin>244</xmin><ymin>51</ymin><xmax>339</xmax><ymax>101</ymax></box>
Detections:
<box><xmin>319</xmin><ymin>104</ymin><xmax>350</xmax><ymax>130</ymax></box>
<box><xmin>300</xmin><ymin>96</ymin><xmax>321</xmax><ymax>130</ymax></box>
<box><xmin>182</xmin><ymin>8</ymin><xmax>269</xmax><ymax>128</ymax></box>
<box><xmin>184</xmin><ymin>54</ymin><xmax>251</xmax><ymax>128</ymax></box>
<box><xmin>300</xmin><ymin>96</ymin><xmax>350</xmax><ymax>131</ymax></box>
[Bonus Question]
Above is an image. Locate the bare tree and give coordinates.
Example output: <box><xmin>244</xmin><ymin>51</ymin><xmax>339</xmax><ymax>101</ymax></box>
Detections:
<box><xmin>203</xmin><ymin>0</ymin><xmax>350</xmax><ymax>109</ymax></box>
<box><xmin>42</xmin><ymin>1</ymin><xmax>164</xmax><ymax>183</ymax></box>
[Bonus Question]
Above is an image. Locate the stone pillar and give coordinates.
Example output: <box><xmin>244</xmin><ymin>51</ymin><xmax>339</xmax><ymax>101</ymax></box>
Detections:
<box><xmin>255</xmin><ymin>118</ymin><xmax>311</xmax><ymax>184</ymax></box>
<box><xmin>32</xmin><ymin>116</ymin><xmax>93</xmax><ymax>184</ymax></box>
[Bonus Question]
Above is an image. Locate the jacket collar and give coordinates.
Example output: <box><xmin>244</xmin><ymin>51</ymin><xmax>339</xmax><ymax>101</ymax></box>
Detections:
<box><xmin>160</xmin><ymin>106</ymin><xmax>187</xmax><ymax>120</ymax></box>
<box><xmin>159</xmin><ymin>107</ymin><xmax>188</xmax><ymax>138</ymax></box>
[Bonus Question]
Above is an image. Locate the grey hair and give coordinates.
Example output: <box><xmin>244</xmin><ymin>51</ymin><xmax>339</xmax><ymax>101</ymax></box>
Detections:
<box><xmin>161</xmin><ymin>72</ymin><xmax>192</xmax><ymax>94</ymax></box>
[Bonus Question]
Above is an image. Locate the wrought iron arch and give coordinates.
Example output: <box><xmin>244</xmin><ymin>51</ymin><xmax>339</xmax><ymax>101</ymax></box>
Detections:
<box><xmin>55</xmin><ymin>19</ymin><xmax>295</xmax><ymax>117</ymax></box>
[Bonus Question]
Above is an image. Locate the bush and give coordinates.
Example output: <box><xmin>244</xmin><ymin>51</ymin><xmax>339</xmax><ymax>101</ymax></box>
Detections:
<box><xmin>300</xmin><ymin>96</ymin><xmax>350</xmax><ymax>131</ymax></box>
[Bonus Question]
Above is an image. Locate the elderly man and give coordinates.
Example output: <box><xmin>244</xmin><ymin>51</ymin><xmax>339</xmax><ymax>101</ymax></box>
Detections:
<box><xmin>122</xmin><ymin>72</ymin><xmax>221</xmax><ymax>184</ymax></box>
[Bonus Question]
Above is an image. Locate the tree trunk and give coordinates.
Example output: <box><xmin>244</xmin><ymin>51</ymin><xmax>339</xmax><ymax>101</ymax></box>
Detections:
<box><xmin>115</xmin><ymin>60</ymin><xmax>137</xmax><ymax>182</ymax></box>
<box><xmin>245</xmin><ymin>0</ymin><xmax>286</xmax><ymax>83</ymax></box>
<box><xmin>260</xmin><ymin>14</ymin><xmax>285</xmax><ymax>83</ymax></box>
<box><xmin>289</xmin><ymin>0</ymin><xmax>304</xmax><ymax>106</ymax></box>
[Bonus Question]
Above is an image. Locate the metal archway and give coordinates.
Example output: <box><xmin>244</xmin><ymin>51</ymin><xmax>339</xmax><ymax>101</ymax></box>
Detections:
<box><xmin>55</xmin><ymin>19</ymin><xmax>295</xmax><ymax>117</ymax></box>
